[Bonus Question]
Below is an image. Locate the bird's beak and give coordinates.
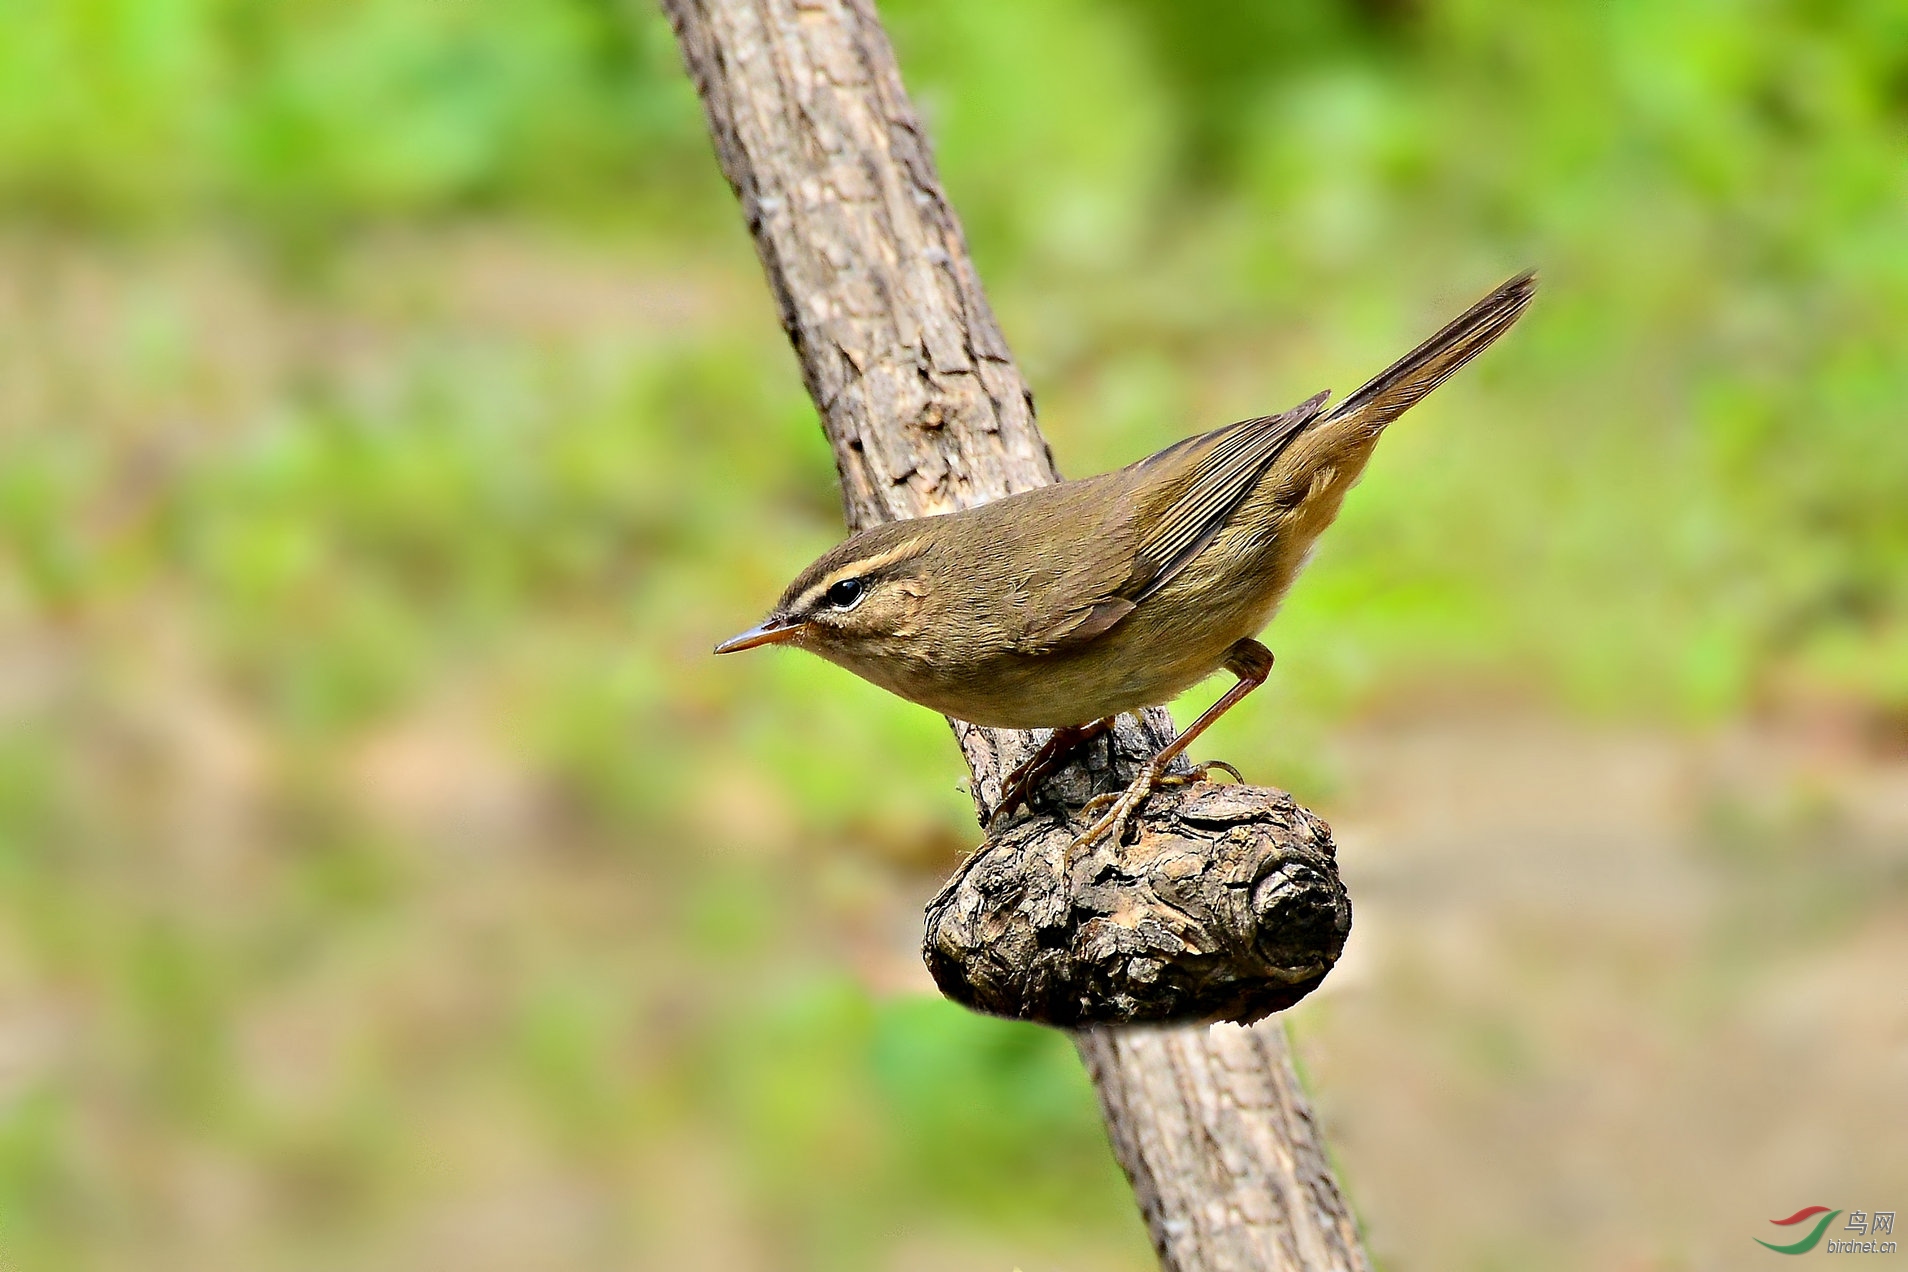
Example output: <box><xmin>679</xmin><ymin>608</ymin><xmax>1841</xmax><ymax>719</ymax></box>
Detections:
<box><xmin>713</xmin><ymin>617</ymin><xmax>804</xmax><ymax>655</ymax></box>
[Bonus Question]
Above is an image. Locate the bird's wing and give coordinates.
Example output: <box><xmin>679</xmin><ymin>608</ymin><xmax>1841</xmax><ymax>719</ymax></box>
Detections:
<box><xmin>1122</xmin><ymin>390</ymin><xmax>1330</xmax><ymax>604</ymax></box>
<box><xmin>1015</xmin><ymin>390</ymin><xmax>1330</xmax><ymax>652</ymax></box>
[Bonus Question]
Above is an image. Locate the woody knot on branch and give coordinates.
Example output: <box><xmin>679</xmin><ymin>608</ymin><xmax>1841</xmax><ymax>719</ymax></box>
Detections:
<box><xmin>930</xmin><ymin>715</ymin><xmax>1350</xmax><ymax>1026</ymax></box>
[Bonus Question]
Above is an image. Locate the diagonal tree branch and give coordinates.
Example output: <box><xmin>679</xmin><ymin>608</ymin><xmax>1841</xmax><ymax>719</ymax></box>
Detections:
<box><xmin>661</xmin><ymin>1</ymin><xmax>1370</xmax><ymax>1267</ymax></box>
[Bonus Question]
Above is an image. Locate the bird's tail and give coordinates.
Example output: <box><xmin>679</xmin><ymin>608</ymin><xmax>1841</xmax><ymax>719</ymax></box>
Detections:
<box><xmin>1320</xmin><ymin>270</ymin><xmax>1536</xmax><ymax>437</ymax></box>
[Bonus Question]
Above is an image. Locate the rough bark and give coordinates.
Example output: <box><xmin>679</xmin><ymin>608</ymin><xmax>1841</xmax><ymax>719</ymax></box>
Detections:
<box><xmin>661</xmin><ymin>0</ymin><xmax>1371</xmax><ymax>1267</ymax></box>
<box><xmin>1075</xmin><ymin>1024</ymin><xmax>1370</xmax><ymax>1272</ymax></box>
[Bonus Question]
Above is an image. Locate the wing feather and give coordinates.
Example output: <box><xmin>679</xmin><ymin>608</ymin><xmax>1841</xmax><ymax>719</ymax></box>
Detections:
<box><xmin>1125</xmin><ymin>389</ymin><xmax>1330</xmax><ymax>605</ymax></box>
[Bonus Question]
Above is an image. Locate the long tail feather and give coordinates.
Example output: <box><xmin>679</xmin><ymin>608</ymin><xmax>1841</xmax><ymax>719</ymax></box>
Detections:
<box><xmin>1323</xmin><ymin>270</ymin><xmax>1536</xmax><ymax>435</ymax></box>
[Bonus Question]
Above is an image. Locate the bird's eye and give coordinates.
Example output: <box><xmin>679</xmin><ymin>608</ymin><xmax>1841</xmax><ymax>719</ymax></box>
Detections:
<box><xmin>825</xmin><ymin>577</ymin><xmax>866</xmax><ymax>610</ymax></box>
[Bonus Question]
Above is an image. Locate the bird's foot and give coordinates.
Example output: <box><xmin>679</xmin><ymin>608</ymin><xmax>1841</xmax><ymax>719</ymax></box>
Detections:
<box><xmin>1068</xmin><ymin>768</ymin><xmax>1158</xmax><ymax>857</ymax></box>
<box><xmin>1066</xmin><ymin>758</ymin><xmax>1242</xmax><ymax>856</ymax></box>
<box><xmin>991</xmin><ymin>718</ymin><xmax>1113</xmax><ymax>825</ymax></box>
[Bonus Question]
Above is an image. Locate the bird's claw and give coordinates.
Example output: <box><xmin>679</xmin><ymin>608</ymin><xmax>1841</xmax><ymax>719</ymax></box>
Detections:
<box><xmin>991</xmin><ymin>761</ymin><xmax>1045</xmax><ymax>826</ymax></box>
<box><xmin>1188</xmin><ymin>759</ymin><xmax>1244</xmax><ymax>785</ymax></box>
<box><xmin>1064</xmin><ymin>758</ymin><xmax>1242</xmax><ymax>856</ymax></box>
<box><xmin>1067</xmin><ymin>769</ymin><xmax>1157</xmax><ymax>857</ymax></box>
<box><xmin>990</xmin><ymin>719</ymin><xmax>1113</xmax><ymax>826</ymax></box>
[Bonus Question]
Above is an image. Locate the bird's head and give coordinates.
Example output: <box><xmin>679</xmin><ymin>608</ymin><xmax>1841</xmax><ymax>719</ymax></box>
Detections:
<box><xmin>714</xmin><ymin>521</ymin><xmax>940</xmax><ymax>663</ymax></box>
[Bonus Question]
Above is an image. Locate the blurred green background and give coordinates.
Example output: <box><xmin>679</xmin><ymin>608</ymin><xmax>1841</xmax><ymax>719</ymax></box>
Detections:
<box><xmin>2</xmin><ymin>1</ymin><xmax>1905</xmax><ymax>1268</ymax></box>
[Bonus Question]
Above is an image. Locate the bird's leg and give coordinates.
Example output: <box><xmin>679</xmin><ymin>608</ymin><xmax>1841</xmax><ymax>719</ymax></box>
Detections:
<box><xmin>1069</xmin><ymin>640</ymin><xmax>1273</xmax><ymax>853</ymax></box>
<box><xmin>992</xmin><ymin>717</ymin><xmax>1114</xmax><ymax>823</ymax></box>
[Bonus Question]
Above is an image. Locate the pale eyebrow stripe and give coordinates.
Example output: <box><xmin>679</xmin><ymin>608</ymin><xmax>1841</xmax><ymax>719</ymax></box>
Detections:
<box><xmin>792</xmin><ymin>538</ymin><xmax>926</xmax><ymax>610</ymax></box>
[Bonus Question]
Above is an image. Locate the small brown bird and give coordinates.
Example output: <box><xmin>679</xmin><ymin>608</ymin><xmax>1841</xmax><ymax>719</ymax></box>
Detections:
<box><xmin>718</xmin><ymin>272</ymin><xmax>1535</xmax><ymax>843</ymax></box>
